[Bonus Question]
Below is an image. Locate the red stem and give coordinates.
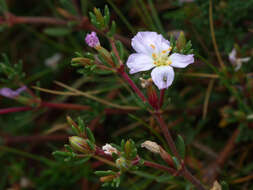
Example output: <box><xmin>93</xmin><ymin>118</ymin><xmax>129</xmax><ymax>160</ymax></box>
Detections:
<box><xmin>159</xmin><ymin>89</ymin><xmax>165</xmax><ymax>109</ymax></box>
<box><xmin>144</xmin><ymin>160</ymin><xmax>176</xmax><ymax>174</ymax></box>
<box><xmin>154</xmin><ymin>114</ymin><xmax>181</xmax><ymax>160</ymax></box>
<box><xmin>0</xmin><ymin>106</ymin><xmax>33</xmax><ymax>114</ymax></box>
<box><xmin>120</xmin><ymin>71</ymin><xmax>147</xmax><ymax>102</ymax></box>
<box><xmin>41</xmin><ymin>101</ymin><xmax>91</xmax><ymax>110</ymax></box>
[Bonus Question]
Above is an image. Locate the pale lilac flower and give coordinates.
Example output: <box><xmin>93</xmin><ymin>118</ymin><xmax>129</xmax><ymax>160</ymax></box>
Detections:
<box><xmin>0</xmin><ymin>86</ymin><xmax>27</xmax><ymax>99</ymax></box>
<box><xmin>229</xmin><ymin>48</ymin><xmax>250</xmax><ymax>71</ymax></box>
<box><xmin>85</xmin><ymin>31</ymin><xmax>100</xmax><ymax>48</ymax></box>
<box><xmin>102</xmin><ymin>144</ymin><xmax>118</xmax><ymax>155</ymax></box>
<box><xmin>126</xmin><ymin>31</ymin><xmax>194</xmax><ymax>89</ymax></box>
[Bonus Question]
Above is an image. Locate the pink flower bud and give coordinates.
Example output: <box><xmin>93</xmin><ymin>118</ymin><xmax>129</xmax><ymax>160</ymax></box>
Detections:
<box><xmin>85</xmin><ymin>32</ymin><xmax>100</xmax><ymax>48</ymax></box>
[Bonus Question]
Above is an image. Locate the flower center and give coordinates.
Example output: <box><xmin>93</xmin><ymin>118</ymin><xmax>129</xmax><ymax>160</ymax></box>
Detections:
<box><xmin>150</xmin><ymin>44</ymin><xmax>172</xmax><ymax>67</ymax></box>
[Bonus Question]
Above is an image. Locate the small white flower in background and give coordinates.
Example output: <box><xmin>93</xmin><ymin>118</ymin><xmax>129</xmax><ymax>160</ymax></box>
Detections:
<box><xmin>126</xmin><ymin>31</ymin><xmax>194</xmax><ymax>90</ymax></box>
<box><xmin>45</xmin><ymin>53</ymin><xmax>62</xmax><ymax>69</ymax></box>
<box><xmin>229</xmin><ymin>48</ymin><xmax>250</xmax><ymax>71</ymax></box>
<box><xmin>210</xmin><ymin>181</ymin><xmax>222</xmax><ymax>190</ymax></box>
<box><xmin>20</xmin><ymin>177</ymin><xmax>33</xmax><ymax>188</ymax></box>
<box><xmin>102</xmin><ymin>144</ymin><xmax>118</xmax><ymax>155</ymax></box>
<box><xmin>141</xmin><ymin>140</ymin><xmax>161</xmax><ymax>154</ymax></box>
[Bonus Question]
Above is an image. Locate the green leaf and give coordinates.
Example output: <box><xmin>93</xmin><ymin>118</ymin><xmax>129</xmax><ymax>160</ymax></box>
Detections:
<box><xmin>132</xmin><ymin>171</ymin><xmax>157</xmax><ymax>180</ymax></box>
<box><xmin>44</xmin><ymin>27</ymin><xmax>71</xmax><ymax>37</ymax></box>
<box><xmin>111</xmin><ymin>52</ymin><xmax>119</xmax><ymax>65</ymax></box>
<box><xmin>104</xmin><ymin>5</ymin><xmax>110</xmax><ymax>26</ymax></box>
<box><xmin>120</xmin><ymin>139</ymin><xmax>125</xmax><ymax>151</ymax></box>
<box><xmin>115</xmin><ymin>40</ymin><xmax>124</xmax><ymax>59</ymax></box>
<box><xmin>85</xmin><ymin>127</ymin><xmax>95</xmax><ymax>143</ymax></box>
<box><xmin>71</xmin><ymin>125</ymin><xmax>80</xmax><ymax>135</ymax></box>
<box><xmin>86</xmin><ymin>139</ymin><xmax>95</xmax><ymax>150</ymax></box>
<box><xmin>94</xmin><ymin>170</ymin><xmax>115</xmax><ymax>176</ymax></box>
<box><xmin>52</xmin><ymin>151</ymin><xmax>71</xmax><ymax>157</ymax></box>
<box><xmin>176</xmin><ymin>135</ymin><xmax>185</xmax><ymax>159</ymax></box>
<box><xmin>64</xmin><ymin>144</ymin><xmax>73</xmax><ymax>152</ymax></box>
<box><xmin>172</xmin><ymin>156</ymin><xmax>180</xmax><ymax>169</ymax></box>
<box><xmin>107</xmin><ymin>20</ymin><xmax>116</xmax><ymax>37</ymax></box>
<box><xmin>156</xmin><ymin>174</ymin><xmax>174</xmax><ymax>182</ymax></box>
<box><xmin>77</xmin><ymin>117</ymin><xmax>85</xmax><ymax>133</ymax></box>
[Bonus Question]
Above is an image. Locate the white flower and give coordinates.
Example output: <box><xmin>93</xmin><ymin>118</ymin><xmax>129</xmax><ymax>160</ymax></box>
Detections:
<box><xmin>45</xmin><ymin>53</ymin><xmax>62</xmax><ymax>69</ymax></box>
<box><xmin>229</xmin><ymin>48</ymin><xmax>250</xmax><ymax>71</ymax></box>
<box><xmin>126</xmin><ymin>31</ymin><xmax>194</xmax><ymax>90</ymax></box>
<box><xmin>102</xmin><ymin>144</ymin><xmax>118</xmax><ymax>155</ymax></box>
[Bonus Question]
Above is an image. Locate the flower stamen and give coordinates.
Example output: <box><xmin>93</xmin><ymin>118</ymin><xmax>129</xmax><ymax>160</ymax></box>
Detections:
<box><xmin>150</xmin><ymin>44</ymin><xmax>156</xmax><ymax>49</ymax></box>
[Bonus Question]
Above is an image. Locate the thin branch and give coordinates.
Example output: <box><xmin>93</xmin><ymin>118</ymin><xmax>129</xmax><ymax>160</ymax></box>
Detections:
<box><xmin>209</xmin><ymin>0</ymin><xmax>225</xmax><ymax>69</ymax></box>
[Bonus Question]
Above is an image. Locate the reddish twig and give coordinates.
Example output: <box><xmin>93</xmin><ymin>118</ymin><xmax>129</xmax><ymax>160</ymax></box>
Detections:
<box><xmin>154</xmin><ymin>114</ymin><xmax>181</xmax><ymax>160</ymax></box>
<box><xmin>144</xmin><ymin>160</ymin><xmax>176</xmax><ymax>174</ymax></box>
<box><xmin>1</xmin><ymin>13</ymin><xmax>131</xmax><ymax>47</ymax></box>
<box><xmin>41</xmin><ymin>101</ymin><xmax>91</xmax><ymax>110</ymax></box>
<box><xmin>0</xmin><ymin>106</ymin><xmax>33</xmax><ymax>114</ymax></box>
<box><xmin>119</xmin><ymin>69</ymin><xmax>147</xmax><ymax>103</ymax></box>
<box><xmin>158</xmin><ymin>89</ymin><xmax>165</xmax><ymax>109</ymax></box>
<box><xmin>203</xmin><ymin>128</ymin><xmax>240</xmax><ymax>184</ymax></box>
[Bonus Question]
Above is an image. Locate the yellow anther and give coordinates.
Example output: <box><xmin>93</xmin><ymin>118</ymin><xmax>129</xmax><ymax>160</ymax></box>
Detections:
<box><xmin>168</xmin><ymin>47</ymin><xmax>172</xmax><ymax>51</ymax></box>
<box><xmin>162</xmin><ymin>50</ymin><xmax>167</xmax><ymax>54</ymax></box>
<box><xmin>150</xmin><ymin>44</ymin><xmax>156</xmax><ymax>49</ymax></box>
<box><xmin>152</xmin><ymin>53</ymin><xmax>157</xmax><ymax>58</ymax></box>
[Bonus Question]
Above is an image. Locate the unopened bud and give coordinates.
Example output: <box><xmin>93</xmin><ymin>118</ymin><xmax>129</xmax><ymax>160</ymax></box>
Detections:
<box><xmin>176</xmin><ymin>31</ymin><xmax>186</xmax><ymax>51</ymax></box>
<box><xmin>71</xmin><ymin>57</ymin><xmax>93</xmax><ymax>65</ymax></box>
<box><xmin>100</xmin><ymin>175</ymin><xmax>116</xmax><ymax>182</ymax></box>
<box><xmin>85</xmin><ymin>32</ymin><xmax>100</xmax><ymax>48</ymax></box>
<box><xmin>141</xmin><ymin>140</ymin><xmax>160</xmax><ymax>154</ymax></box>
<box><xmin>69</xmin><ymin>136</ymin><xmax>92</xmax><ymax>154</ymax></box>
<box><xmin>124</xmin><ymin>140</ymin><xmax>131</xmax><ymax>157</ymax></box>
<box><xmin>147</xmin><ymin>85</ymin><xmax>159</xmax><ymax>109</ymax></box>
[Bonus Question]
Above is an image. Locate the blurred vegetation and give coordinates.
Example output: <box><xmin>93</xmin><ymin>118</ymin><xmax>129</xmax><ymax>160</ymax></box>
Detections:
<box><xmin>0</xmin><ymin>0</ymin><xmax>253</xmax><ymax>189</ymax></box>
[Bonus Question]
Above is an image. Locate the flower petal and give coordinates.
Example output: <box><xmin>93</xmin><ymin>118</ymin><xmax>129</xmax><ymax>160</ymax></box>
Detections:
<box><xmin>239</xmin><ymin>57</ymin><xmax>251</xmax><ymax>63</ymax></box>
<box><xmin>229</xmin><ymin>48</ymin><xmax>237</xmax><ymax>64</ymax></box>
<box><xmin>151</xmin><ymin>66</ymin><xmax>174</xmax><ymax>90</ymax></box>
<box><xmin>126</xmin><ymin>53</ymin><xmax>155</xmax><ymax>74</ymax></box>
<box><xmin>0</xmin><ymin>88</ymin><xmax>19</xmax><ymax>98</ymax></box>
<box><xmin>131</xmin><ymin>31</ymin><xmax>170</xmax><ymax>55</ymax></box>
<box><xmin>169</xmin><ymin>53</ymin><xmax>194</xmax><ymax>68</ymax></box>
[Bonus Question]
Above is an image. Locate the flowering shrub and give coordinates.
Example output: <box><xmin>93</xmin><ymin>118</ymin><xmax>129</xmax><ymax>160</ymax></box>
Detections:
<box><xmin>0</xmin><ymin>1</ymin><xmax>253</xmax><ymax>190</ymax></box>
